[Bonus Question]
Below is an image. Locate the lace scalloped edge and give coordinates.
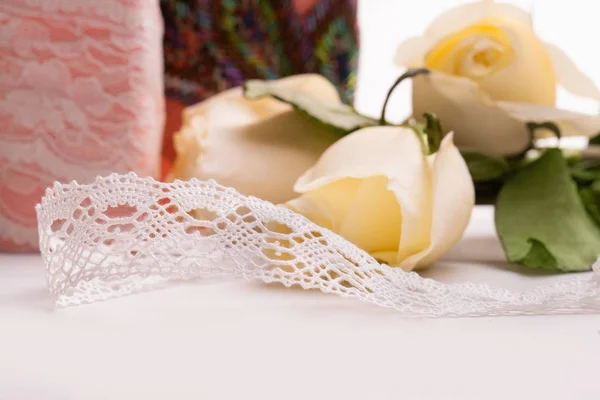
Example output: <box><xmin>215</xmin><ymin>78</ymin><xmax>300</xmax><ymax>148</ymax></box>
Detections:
<box><xmin>36</xmin><ymin>173</ymin><xmax>600</xmax><ymax>317</ymax></box>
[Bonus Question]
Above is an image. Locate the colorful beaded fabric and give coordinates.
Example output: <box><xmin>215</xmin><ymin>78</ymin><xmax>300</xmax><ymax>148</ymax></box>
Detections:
<box><xmin>161</xmin><ymin>0</ymin><xmax>359</xmax><ymax>104</ymax></box>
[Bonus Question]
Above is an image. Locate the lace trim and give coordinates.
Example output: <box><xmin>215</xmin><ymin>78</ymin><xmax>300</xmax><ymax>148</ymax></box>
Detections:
<box><xmin>36</xmin><ymin>173</ymin><xmax>600</xmax><ymax>317</ymax></box>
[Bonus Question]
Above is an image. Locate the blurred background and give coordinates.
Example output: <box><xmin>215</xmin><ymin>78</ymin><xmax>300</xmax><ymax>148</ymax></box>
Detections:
<box><xmin>356</xmin><ymin>0</ymin><xmax>600</xmax><ymax>121</ymax></box>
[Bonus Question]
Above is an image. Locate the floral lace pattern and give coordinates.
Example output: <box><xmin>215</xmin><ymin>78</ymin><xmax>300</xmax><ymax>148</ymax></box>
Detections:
<box><xmin>37</xmin><ymin>174</ymin><xmax>600</xmax><ymax>317</ymax></box>
<box><xmin>0</xmin><ymin>0</ymin><xmax>165</xmax><ymax>251</ymax></box>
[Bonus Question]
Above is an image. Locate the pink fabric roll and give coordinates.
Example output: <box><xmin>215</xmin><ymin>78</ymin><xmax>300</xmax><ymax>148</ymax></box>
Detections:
<box><xmin>0</xmin><ymin>0</ymin><xmax>165</xmax><ymax>251</ymax></box>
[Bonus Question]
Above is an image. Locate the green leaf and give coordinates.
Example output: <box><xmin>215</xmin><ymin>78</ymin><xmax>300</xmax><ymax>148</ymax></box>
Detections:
<box><xmin>461</xmin><ymin>151</ymin><xmax>510</xmax><ymax>182</ymax></box>
<box><xmin>495</xmin><ymin>149</ymin><xmax>600</xmax><ymax>272</ymax></box>
<box><xmin>588</xmin><ymin>133</ymin><xmax>600</xmax><ymax>145</ymax></box>
<box><xmin>570</xmin><ymin>158</ymin><xmax>600</xmax><ymax>183</ymax></box>
<box><xmin>580</xmin><ymin>187</ymin><xmax>600</xmax><ymax>227</ymax></box>
<box><xmin>244</xmin><ymin>79</ymin><xmax>379</xmax><ymax>134</ymax></box>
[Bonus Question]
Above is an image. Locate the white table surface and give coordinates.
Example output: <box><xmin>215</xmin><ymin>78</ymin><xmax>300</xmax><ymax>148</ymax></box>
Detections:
<box><xmin>1</xmin><ymin>206</ymin><xmax>599</xmax><ymax>400</ymax></box>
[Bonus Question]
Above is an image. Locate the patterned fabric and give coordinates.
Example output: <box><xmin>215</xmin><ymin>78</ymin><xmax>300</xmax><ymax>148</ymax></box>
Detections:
<box><xmin>161</xmin><ymin>0</ymin><xmax>359</xmax><ymax>104</ymax></box>
<box><xmin>0</xmin><ymin>0</ymin><xmax>165</xmax><ymax>252</ymax></box>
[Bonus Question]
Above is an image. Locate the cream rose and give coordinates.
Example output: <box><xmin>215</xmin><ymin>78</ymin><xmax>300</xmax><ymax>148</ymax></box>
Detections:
<box><xmin>169</xmin><ymin>74</ymin><xmax>343</xmax><ymax>204</ymax></box>
<box><xmin>395</xmin><ymin>0</ymin><xmax>600</xmax><ymax>155</ymax></box>
<box><xmin>286</xmin><ymin>126</ymin><xmax>475</xmax><ymax>271</ymax></box>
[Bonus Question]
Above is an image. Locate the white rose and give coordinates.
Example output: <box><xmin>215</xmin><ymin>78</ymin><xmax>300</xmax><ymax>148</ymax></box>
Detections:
<box><xmin>395</xmin><ymin>0</ymin><xmax>600</xmax><ymax>155</ymax></box>
<box><xmin>286</xmin><ymin>126</ymin><xmax>475</xmax><ymax>271</ymax></box>
<box><xmin>169</xmin><ymin>74</ymin><xmax>343</xmax><ymax>204</ymax></box>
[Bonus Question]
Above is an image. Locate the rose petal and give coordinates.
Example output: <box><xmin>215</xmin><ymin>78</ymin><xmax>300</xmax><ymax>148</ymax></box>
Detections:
<box><xmin>395</xmin><ymin>0</ymin><xmax>531</xmax><ymax>67</ymax></box>
<box><xmin>496</xmin><ymin>101</ymin><xmax>600</xmax><ymax>138</ymax></box>
<box><xmin>169</xmin><ymin>116</ymin><xmax>205</xmax><ymax>181</ymax></box>
<box><xmin>394</xmin><ymin>36</ymin><xmax>428</xmax><ymax>68</ymax></box>
<box><xmin>185</xmin><ymin>110</ymin><xmax>340</xmax><ymax>203</ymax></box>
<box><xmin>424</xmin><ymin>0</ymin><xmax>531</xmax><ymax>40</ymax></box>
<box><xmin>286</xmin><ymin>179</ymin><xmax>361</xmax><ymax>231</ymax></box>
<box><xmin>474</xmin><ymin>21</ymin><xmax>555</xmax><ymax>105</ymax></box>
<box><xmin>412</xmin><ymin>72</ymin><xmax>530</xmax><ymax>155</ymax></box>
<box><xmin>289</xmin><ymin>176</ymin><xmax>403</xmax><ymax>265</ymax></box>
<box><xmin>543</xmin><ymin>43</ymin><xmax>600</xmax><ymax>101</ymax></box>
<box><xmin>402</xmin><ymin>133</ymin><xmax>475</xmax><ymax>268</ymax></box>
<box><xmin>294</xmin><ymin>126</ymin><xmax>432</xmax><ymax>268</ymax></box>
<box><xmin>339</xmin><ymin>176</ymin><xmax>402</xmax><ymax>255</ymax></box>
<box><xmin>170</xmin><ymin>74</ymin><xmax>344</xmax><ymax>203</ymax></box>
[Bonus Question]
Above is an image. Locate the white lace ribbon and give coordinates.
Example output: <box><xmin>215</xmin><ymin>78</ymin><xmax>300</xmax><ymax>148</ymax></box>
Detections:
<box><xmin>36</xmin><ymin>173</ymin><xmax>600</xmax><ymax>317</ymax></box>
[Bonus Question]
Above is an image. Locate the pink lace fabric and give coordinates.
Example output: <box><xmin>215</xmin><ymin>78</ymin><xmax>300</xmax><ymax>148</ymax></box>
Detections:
<box><xmin>0</xmin><ymin>0</ymin><xmax>165</xmax><ymax>251</ymax></box>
